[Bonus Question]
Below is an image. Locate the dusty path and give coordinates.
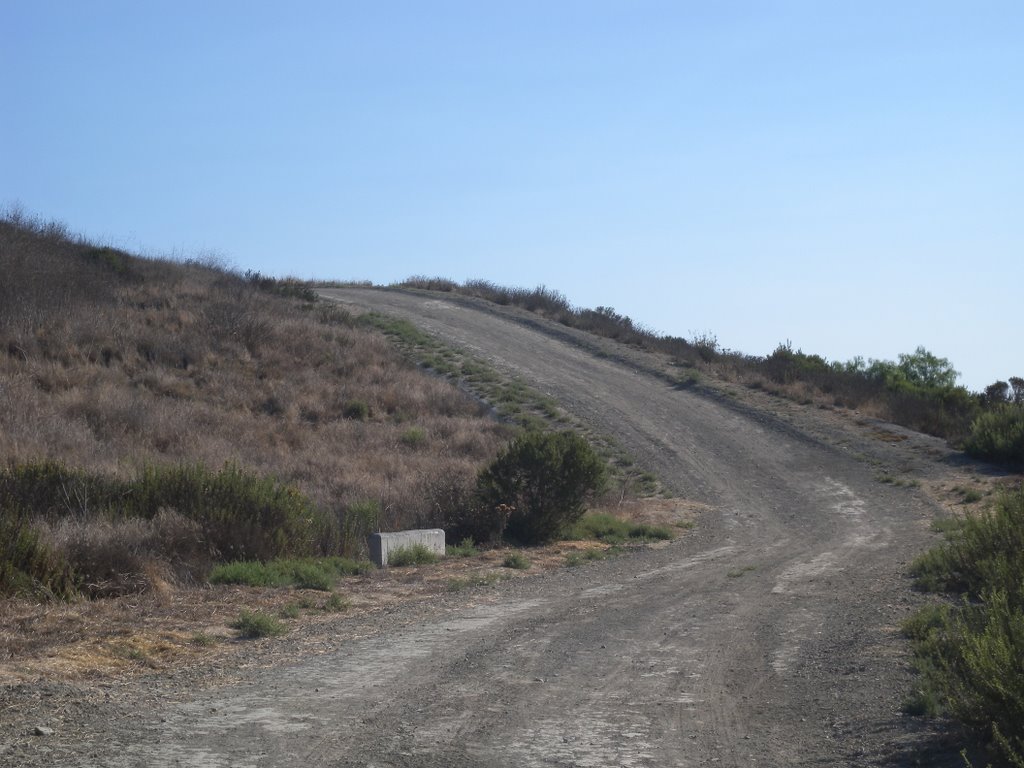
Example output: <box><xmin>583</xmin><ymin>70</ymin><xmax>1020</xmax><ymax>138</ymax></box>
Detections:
<box><xmin>8</xmin><ymin>288</ymin><xmax>956</xmax><ymax>766</ymax></box>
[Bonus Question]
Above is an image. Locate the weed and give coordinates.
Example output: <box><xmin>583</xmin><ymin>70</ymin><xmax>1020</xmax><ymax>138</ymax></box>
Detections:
<box><xmin>565</xmin><ymin>513</ymin><xmax>673</xmax><ymax>544</ymax></box>
<box><xmin>387</xmin><ymin>543</ymin><xmax>440</xmax><ymax>567</ymax></box>
<box><xmin>446</xmin><ymin>573</ymin><xmax>502</xmax><ymax>591</ymax></box>
<box><xmin>280</xmin><ymin>603</ymin><xmax>301</xmax><ymax>619</ymax></box>
<box><xmin>400</xmin><ymin>427</ymin><xmax>427</xmax><ymax>448</ymax></box>
<box><xmin>565</xmin><ymin>548</ymin><xmax>612</xmax><ymax>567</ymax></box>
<box><xmin>230</xmin><ymin>610</ymin><xmax>287</xmax><ymax>639</ymax></box>
<box><xmin>208</xmin><ymin>557</ymin><xmax>371</xmax><ymax>590</ymax></box>
<box><xmin>190</xmin><ymin>632</ymin><xmax>217</xmax><ymax>647</ymax></box>
<box><xmin>446</xmin><ymin>538</ymin><xmax>479</xmax><ymax>558</ymax></box>
<box><xmin>323</xmin><ymin>592</ymin><xmax>350</xmax><ymax>612</ymax></box>
<box><xmin>502</xmin><ymin>552</ymin><xmax>531</xmax><ymax>570</ymax></box>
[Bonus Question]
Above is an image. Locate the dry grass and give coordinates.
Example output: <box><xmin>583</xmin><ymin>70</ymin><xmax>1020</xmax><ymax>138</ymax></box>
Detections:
<box><xmin>0</xmin><ymin>498</ymin><xmax>689</xmax><ymax>685</ymax></box>
<box><xmin>0</xmin><ymin>213</ymin><xmax>510</xmax><ymax>537</ymax></box>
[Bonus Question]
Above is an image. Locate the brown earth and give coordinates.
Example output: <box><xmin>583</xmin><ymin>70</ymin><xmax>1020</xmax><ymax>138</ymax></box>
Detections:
<box><xmin>2</xmin><ymin>287</ymin><xmax>1014</xmax><ymax>767</ymax></box>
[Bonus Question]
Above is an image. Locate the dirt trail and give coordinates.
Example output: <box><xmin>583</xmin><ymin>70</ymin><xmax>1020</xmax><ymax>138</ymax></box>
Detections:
<box><xmin>6</xmin><ymin>288</ymin><xmax>959</xmax><ymax>766</ymax></box>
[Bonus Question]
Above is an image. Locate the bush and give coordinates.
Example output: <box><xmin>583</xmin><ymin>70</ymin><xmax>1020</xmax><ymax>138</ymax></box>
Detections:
<box><xmin>965</xmin><ymin>406</ymin><xmax>1024</xmax><ymax>467</ymax></box>
<box><xmin>502</xmin><ymin>552</ymin><xmax>531</xmax><ymax>570</ymax></box>
<box><xmin>209</xmin><ymin>556</ymin><xmax>370</xmax><ymax>589</ymax></box>
<box><xmin>230</xmin><ymin>610</ymin><xmax>287</xmax><ymax>638</ymax></box>
<box><xmin>477</xmin><ymin>431</ymin><xmax>606</xmax><ymax>545</ymax></box>
<box><xmin>387</xmin><ymin>543</ymin><xmax>440</xmax><ymax>567</ymax></box>
<box><xmin>909</xmin><ymin>488</ymin><xmax>1024</xmax><ymax>602</ymax></box>
<box><xmin>446</xmin><ymin>538</ymin><xmax>478</xmax><ymax>557</ymax></box>
<box><xmin>906</xmin><ymin>488</ymin><xmax>1024</xmax><ymax>764</ymax></box>
<box><xmin>0</xmin><ymin>513</ymin><xmax>75</xmax><ymax>598</ymax></box>
<box><xmin>566</xmin><ymin>513</ymin><xmax>674</xmax><ymax>544</ymax></box>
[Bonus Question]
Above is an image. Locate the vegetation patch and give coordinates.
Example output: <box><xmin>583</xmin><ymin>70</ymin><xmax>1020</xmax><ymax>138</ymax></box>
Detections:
<box><xmin>904</xmin><ymin>487</ymin><xmax>1024</xmax><ymax>765</ymax></box>
<box><xmin>208</xmin><ymin>557</ymin><xmax>370</xmax><ymax>590</ymax></box>
<box><xmin>230</xmin><ymin>610</ymin><xmax>288</xmax><ymax>639</ymax></box>
<box><xmin>478</xmin><ymin>430</ymin><xmax>607</xmax><ymax>545</ymax></box>
<box><xmin>387</xmin><ymin>543</ymin><xmax>441</xmax><ymax>567</ymax></box>
<box><xmin>502</xmin><ymin>552</ymin><xmax>531</xmax><ymax>570</ymax></box>
<box><xmin>565</xmin><ymin>513</ymin><xmax>673</xmax><ymax>544</ymax></box>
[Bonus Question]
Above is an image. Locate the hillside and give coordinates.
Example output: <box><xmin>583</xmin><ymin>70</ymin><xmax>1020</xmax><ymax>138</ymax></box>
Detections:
<box><xmin>0</xmin><ymin>212</ymin><xmax>512</xmax><ymax>596</ymax></box>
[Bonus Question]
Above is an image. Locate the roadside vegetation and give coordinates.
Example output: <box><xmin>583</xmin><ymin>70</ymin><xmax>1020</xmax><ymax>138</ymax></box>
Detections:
<box><xmin>391</xmin><ymin>277</ymin><xmax>1024</xmax><ymax>468</ymax></box>
<box><xmin>0</xmin><ymin>211</ymin><xmax>642</xmax><ymax>605</ymax></box>
<box><xmin>905</xmin><ymin>487</ymin><xmax>1024</xmax><ymax>766</ymax></box>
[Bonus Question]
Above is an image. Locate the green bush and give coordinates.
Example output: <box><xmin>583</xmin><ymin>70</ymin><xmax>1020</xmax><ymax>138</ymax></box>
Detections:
<box><xmin>502</xmin><ymin>552</ymin><xmax>531</xmax><ymax>570</ymax></box>
<box><xmin>0</xmin><ymin>513</ymin><xmax>76</xmax><ymax>598</ymax></box>
<box><xmin>387</xmin><ymin>543</ymin><xmax>440</xmax><ymax>567</ymax></box>
<box><xmin>446</xmin><ymin>538</ymin><xmax>479</xmax><ymax>557</ymax></box>
<box><xmin>906</xmin><ymin>488</ymin><xmax>1024</xmax><ymax>764</ymax></box>
<box><xmin>965</xmin><ymin>406</ymin><xmax>1024</xmax><ymax>467</ymax></box>
<box><xmin>230</xmin><ymin>610</ymin><xmax>287</xmax><ymax>638</ymax></box>
<box><xmin>566</xmin><ymin>513</ymin><xmax>673</xmax><ymax>544</ymax></box>
<box><xmin>909</xmin><ymin>489</ymin><xmax>1024</xmax><ymax>603</ymax></box>
<box><xmin>208</xmin><ymin>557</ymin><xmax>370</xmax><ymax>589</ymax></box>
<box><xmin>477</xmin><ymin>430</ymin><xmax>606</xmax><ymax>545</ymax></box>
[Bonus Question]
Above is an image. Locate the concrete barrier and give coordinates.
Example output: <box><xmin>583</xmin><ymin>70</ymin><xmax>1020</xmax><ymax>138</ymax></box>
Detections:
<box><xmin>367</xmin><ymin>529</ymin><xmax>445</xmax><ymax>567</ymax></box>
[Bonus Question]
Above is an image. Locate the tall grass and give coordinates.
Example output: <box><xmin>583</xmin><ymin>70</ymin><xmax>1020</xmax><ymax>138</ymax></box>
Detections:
<box><xmin>0</xmin><ymin>210</ymin><xmax>510</xmax><ymax>597</ymax></box>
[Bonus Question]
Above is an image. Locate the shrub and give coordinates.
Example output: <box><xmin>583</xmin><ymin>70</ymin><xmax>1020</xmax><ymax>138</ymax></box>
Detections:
<box><xmin>906</xmin><ymin>488</ymin><xmax>1024</xmax><ymax>764</ymax></box>
<box><xmin>0</xmin><ymin>513</ymin><xmax>75</xmax><ymax>598</ymax></box>
<box><xmin>387</xmin><ymin>543</ymin><xmax>440</xmax><ymax>567</ymax></box>
<box><xmin>446</xmin><ymin>538</ymin><xmax>479</xmax><ymax>557</ymax></box>
<box><xmin>502</xmin><ymin>552</ymin><xmax>531</xmax><ymax>570</ymax></box>
<box><xmin>230</xmin><ymin>610</ymin><xmax>287</xmax><ymax>638</ymax></box>
<box><xmin>477</xmin><ymin>430</ymin><xmax>606</xmax><ymax>545</ymax></box>
<box><xmin>208</xmin><ymin>556</ymin><xmax>370</xmax><ymax>589</ymax></box>
<box><xmin>566</xmin><ymin>513</ymin><xmax>673</xmax><ymax>544</ymax></box>
<box><xmin>342</xmin><ymin>400</ymin><xmax>370</xmax><ymax>420</ymax></box>
<box><xmin>909</xmin><ymin>488</ymin><xmax>1024</xmax><ymax>602</ymax></box>
<box><xmin>964</xmin><ymin>406</ymin><xmax>1024</xmax><ymax>467</ymax></box>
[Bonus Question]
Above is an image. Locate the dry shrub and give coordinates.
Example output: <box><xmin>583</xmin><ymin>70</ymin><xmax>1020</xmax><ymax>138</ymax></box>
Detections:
<box><xmin>37</xmin><ymin>510</ymin><xmax>213</xmax><ymax>597</ymax></box>
<box><xmin>0</xmin><ymin>211</ymin><xmax>511</xmax><ymax>579</ymax></box>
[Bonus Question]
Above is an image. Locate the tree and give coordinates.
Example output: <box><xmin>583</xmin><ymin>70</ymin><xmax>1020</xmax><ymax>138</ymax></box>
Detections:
<box><xmin>477</xmin><ymin>431</ymin><xmax>606</xmax><ymax>545</ymax></box>
<box><xmin>896</xmin><ymin>347</ymin><xmax>959</xmax><ymax>389</ymax></box>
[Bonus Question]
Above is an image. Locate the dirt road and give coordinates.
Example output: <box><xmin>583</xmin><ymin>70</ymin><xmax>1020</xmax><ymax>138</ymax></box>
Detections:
<box><xmin>10</xmin><ymin>288</ymin><xmax>955</xmax><ymax>766</ymax></box>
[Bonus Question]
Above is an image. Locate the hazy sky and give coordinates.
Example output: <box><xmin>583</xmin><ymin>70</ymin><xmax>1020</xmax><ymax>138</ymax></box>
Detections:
<box><xmin>3</xmin><ymin>2</ymin><xmax>1021</xmax><ymax>391</ymax></box>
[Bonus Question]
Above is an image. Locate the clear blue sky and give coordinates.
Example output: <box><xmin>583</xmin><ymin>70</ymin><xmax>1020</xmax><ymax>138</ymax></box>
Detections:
<box><xmin>3</xmin><ymin>2</ymin><xmax>1021</xmax><ymax>391</ymax></box>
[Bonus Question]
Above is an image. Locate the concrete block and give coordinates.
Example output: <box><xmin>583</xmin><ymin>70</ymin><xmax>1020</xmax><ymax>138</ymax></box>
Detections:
<box><xmin>367</xmin><ymin>529</ymin><xmax>445</xmax><ymax>567</ymax></box>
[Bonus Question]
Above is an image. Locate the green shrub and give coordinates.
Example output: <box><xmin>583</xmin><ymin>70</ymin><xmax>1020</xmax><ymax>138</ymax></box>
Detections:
<box><xmin>965</xmin><ymin>406</ymin><xmax>1024</xmax><ymax>467</ymax></box>
<box><xmin>208</xmin><ymin>556</ymin><xmax>370</xmax><ymax>589</ymax></box>
<box><xmin>477</xmin><ymin>430</ymin><xmax>606</xmax><ymax>545</ymax></box>
<box><xmin>387</xmin><ymin>543</ymin><xmax>440</xmax><ymax>567</ymax></box>
<box><xmin>341</xmin><ymin>500</ymin><xmax>379</xmax><ymax>557</ymax></box>
<box><xmin>323</xmin><ymin>592</ymin><xmax>350</xmax><ymax>612</ymax></box>
<box><xmin>400</xmin><ymin>427</ymin><xmax>427</xmax><ymax>448</ymax></box>
<box><xmin>342</xmin><ymin>400</ymin><xmax>370</xmax><ymax>420</ymax></box>
<box><xmin>502</xmin><ymin>552</ymin><xmax>531</xmax><ymax>570</ymax></box>
<box><xmin>565</xmin><ymin>513</ymin><xmax>673</xmax><ymax>544</ymax></box>
<box><xmin>230</xmin><ymin>610</ymin><xmax>287</xmax><ymax>638</ymax></box>
<box><xmin>0</xmin><ymin>513</ymin><xmax>76</xmax><ymax>598</ymax></box>
<box><xmin>905</xmin><ymin>488</ymin><xmax>1024</xmax><ymax>764</ymax></box>
<box><xmin>446</xmin><ymin>538</ymin><xmax>479</xmax><ymax>558</ymax></box>
<box><xmin>909</xmin><ymin>489</ymin><xmax>1024</xmax><ymax>603</ymax></box>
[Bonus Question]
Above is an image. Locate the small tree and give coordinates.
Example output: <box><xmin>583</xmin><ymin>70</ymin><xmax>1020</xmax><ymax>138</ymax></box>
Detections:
<box><xmin>477</xmin><ymin>431</ymin><xmax>606</xmax><ymax>545</ymax></box>
<box><xmin>897</xmin><ymin>346</ymin><xmax>959</xmax><ymax>389</ymax></box>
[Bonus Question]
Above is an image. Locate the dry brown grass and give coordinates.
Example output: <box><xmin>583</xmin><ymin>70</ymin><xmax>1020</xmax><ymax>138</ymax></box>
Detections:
<box><xmin>0</xmin><ymin>214</ymin><xmax>511</xmax><ymax>533</ymax></box>
<box><xmin>0</xmin><ymin>498</ymin><xmax>691</xmax><ymax>685</ymax></box>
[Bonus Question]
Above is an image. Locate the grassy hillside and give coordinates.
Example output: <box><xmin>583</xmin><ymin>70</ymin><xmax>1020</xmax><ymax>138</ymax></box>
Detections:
<box><xmin>0</xmin><ymin>212</ymin><xmax>512</xmax><ymax>596</ymax></box>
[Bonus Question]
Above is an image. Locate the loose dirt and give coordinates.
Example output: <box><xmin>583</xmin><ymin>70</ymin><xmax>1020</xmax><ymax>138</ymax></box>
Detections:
<box><xmin>2</xmin><ymin>287</ymin><xmax>1011</xmax><ymax>767</ymax></box>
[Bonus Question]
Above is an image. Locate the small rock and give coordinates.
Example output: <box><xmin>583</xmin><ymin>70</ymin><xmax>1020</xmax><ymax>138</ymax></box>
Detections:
<box><xmin>33</xmin><ymin>726</ymin><xmax>54</xmax><ymax>737</ymax></box>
